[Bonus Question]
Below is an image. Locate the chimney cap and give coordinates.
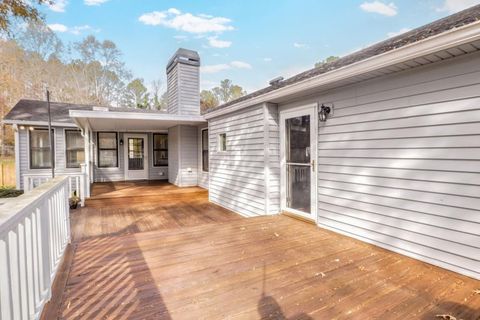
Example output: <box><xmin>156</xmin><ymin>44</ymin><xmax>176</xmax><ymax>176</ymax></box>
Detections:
<box><xmin>269</xmin><ymin>76</ymin><xmax>284</xmax><ymax>86</ymax></box>
<box><xmin>167</xmin><ymin>48</ymin><xmax>200</xmax><ymax>73</ymax></box>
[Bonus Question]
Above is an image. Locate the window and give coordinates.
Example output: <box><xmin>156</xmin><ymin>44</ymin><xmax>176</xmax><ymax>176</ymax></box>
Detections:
<box><xmin>153</xmin><ymin>133</ymin><xmax>168</xmax><ymax>166</ymax></box>
<box><xmin>65</xmin><ymin>130</ymin><xmax>84</xmax><ymax>168</ymax></box>
<box><xmin>218</xmin><ymin>133</ymin><xmax>227</xmax><ymax>152</ymax></box>
<box><xmin>30</xmin><ymin>128</ymin><xmax>54</xmax><ymax>169</ymax></box>
<box><xmin>202</xmin><ymin>129</ymin><xmax>209</xmax><ymax>172</ymax></box>
<box><xmin>97</xmin><ymin>132</ymin><xmax>118</xmax><ymax>167</ymax></box>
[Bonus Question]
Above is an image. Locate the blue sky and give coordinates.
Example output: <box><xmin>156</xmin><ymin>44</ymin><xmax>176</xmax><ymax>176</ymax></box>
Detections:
<box><xmin>40</xmin><ymin>0</ymin><xmax>480</xmax><ymax>94</ymax></box>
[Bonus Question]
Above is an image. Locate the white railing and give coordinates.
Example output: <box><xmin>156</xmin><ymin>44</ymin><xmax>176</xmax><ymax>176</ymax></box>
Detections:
<box><xmin>0</xmin><ymin>176</ymin><xmax>71</xmax><ymax>320</ymax></box>
<box><xmin>23</xmin><ymin>165</ymin><xmax>87</xmax><ymax>207</ymax></box>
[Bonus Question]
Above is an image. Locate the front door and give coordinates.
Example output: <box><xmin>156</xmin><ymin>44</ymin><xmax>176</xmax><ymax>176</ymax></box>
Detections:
<box><xmin>124</xmin><ymin>134</ymin><xmax>148</xmax><ymax>180</ymax></box>
<box><xmin>280</xmin><ymin>106</ymin><xmax>317</xmax><ymax>220</ymax></box>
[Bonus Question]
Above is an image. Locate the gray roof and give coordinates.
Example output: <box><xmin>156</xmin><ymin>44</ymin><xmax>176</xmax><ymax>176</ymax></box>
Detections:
<box><xmin>3</xmin><ymin>99</ymin><xmax>166</xmax><ymax>125</ymax></box>
<box><xmin>204</xmin><ymin>4</ymin><xmax>480</xmax><ymax>114</ymax></box>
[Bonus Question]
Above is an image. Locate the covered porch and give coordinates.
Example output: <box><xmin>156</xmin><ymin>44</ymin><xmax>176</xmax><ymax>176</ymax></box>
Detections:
<box><xmin>69</xmin><ymin>108</ymin><xmax>207</xmax><ymax>199</ymax></box>
<box><xmin>40</xmin><ymin>181</ymin><xmax>480</xmax><ymax>319</ymax></box>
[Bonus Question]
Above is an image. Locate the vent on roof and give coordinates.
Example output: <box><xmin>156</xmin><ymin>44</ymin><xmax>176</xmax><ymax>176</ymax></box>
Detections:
<box><xmin>93</xmin><ymin>106</ymin><xmax>109</xmax><ymax>112</ymax></box>
<box><xmin>269</xmin><ymin>76</ymin><xmax>284</xmax><ymax>86</ymax></box>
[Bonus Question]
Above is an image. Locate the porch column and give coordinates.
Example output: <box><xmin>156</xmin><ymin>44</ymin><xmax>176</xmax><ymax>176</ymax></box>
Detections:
<box><xmin>83</xmin><ymin>126</ymin><xmax>91</xmax><ymax>197</ymax></box>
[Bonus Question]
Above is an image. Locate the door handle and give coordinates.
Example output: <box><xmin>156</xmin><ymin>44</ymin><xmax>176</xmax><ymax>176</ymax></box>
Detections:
<box><xmin>311</xmin><ymin>159</ymin><xmax>315</xmax><ymax>172</ymax></box>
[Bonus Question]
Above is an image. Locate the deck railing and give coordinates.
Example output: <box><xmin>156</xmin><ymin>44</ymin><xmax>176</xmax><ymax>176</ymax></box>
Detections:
<box><xmin>23</xmin><ymin>164</ymin><xmax>87</xmax><ymax>207</ymax></box>
<box><xmin>0</xmin><ymin>176</ymin><xmax>71</xmax><ymax>320</ymax></box>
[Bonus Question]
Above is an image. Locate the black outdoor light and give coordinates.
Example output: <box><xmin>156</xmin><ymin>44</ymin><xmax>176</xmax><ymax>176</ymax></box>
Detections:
<box><xmin>119</xmin><ymin>138</ymin><xmax>124</xmax><ymax>146</ymax></box>
<box><xmin>319</xmin><ymin>104</ymin><xmax>331</xmax><ymax>122</ymax></box>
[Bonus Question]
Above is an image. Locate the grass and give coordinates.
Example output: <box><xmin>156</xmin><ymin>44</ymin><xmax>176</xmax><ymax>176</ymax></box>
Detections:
<box><xmin>0</xmin><ymin>186</ymin><xmax>23</xmax><ymax>198</ymax></box>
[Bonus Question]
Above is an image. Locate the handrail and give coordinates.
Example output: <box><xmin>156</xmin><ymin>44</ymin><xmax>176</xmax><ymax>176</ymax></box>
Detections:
<box><xmin>23</xmin><ymin>165</ymin><xmax>87</xmax><ymax>207</ymax></box>
<box><xmin>0</xmin><ymin>176</ymin><xmax>71</xmax><ymax>320</ymax></box>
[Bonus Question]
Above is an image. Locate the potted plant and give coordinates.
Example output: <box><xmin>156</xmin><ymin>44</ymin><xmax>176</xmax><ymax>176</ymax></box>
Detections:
<box><xmin>69</xmin><ymin>191</ymin><xmax>80</xmax><ymax>209</ymax></box>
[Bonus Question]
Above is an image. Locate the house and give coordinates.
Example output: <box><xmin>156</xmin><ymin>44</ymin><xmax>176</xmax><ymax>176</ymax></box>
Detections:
<box><xmin>3</xmin><ymin>4</ymin><xmax>480</xmax><ymax>283</ymax></box>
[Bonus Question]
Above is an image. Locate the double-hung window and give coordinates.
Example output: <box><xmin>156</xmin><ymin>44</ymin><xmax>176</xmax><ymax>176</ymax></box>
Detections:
<box><xmin>65</xmin><ymin>130</ymin><xmax>85</xmax><ymax>168</ymax></box>
<box><xmin>201</xmin><ymin>129</ymin><xmax>209</xmax><ymax>172</ymax></box>
<box><xmin>97</xmin><ymin>132</ymin><xmax>118</xmax><ymax>167</ymax></box>
<box><xmin>153</xmin><ymin>133</ymin><xmax>168</xmax><ymax>166</ymax></box>
<box><xmin>30</xmin><ymin>128</ymin><xmax>54</xmax><ymax>169</ymax></box>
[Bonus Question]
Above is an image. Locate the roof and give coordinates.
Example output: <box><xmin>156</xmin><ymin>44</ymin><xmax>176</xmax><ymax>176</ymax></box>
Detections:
<box><xmin>204</xmin><ymin>4</ymin><xmax>480</xmax><ymax>114</ymax></box>
<box><xmin>3</xmin><ymin>99</ymin><xmax>167</xmax><ymax>125</ymax></box>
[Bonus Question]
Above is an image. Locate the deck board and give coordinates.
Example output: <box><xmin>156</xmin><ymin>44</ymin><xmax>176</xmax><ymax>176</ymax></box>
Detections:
<box><xmin>43</xmin><ymin>181</ymin><xmax>480</xmax><ymax>319</ymax></box>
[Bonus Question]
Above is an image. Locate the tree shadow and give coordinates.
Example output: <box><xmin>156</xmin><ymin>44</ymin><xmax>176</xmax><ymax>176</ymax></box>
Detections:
<box><xmin>420</xmin><ymin>301</ymin><xmax>480</xmax><ymax>320</ymax></box>
<box><xmin>58</xmin><ymin>223</ymin><xmax>172</xmax><ymax>319</ymax></box>
<box><xmin>257</xmin><ymin>263</ymin><xmax>313</xmax><ymax>320</ymax></box>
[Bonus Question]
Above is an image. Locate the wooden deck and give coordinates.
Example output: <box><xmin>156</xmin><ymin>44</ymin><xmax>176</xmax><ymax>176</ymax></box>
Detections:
<box><xmin>43</xmin><ymin>181</ymin><xmax>480</xmax><ymax>319</ymax></box>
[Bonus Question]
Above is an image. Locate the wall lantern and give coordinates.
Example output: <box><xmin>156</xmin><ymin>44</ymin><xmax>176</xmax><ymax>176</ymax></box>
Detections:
<box><xmin>119</xmin><ymin>139</ymin><xmax>124</xmax><ymax>146</ymax></box>
<box><xmin>319</xmin><ymin>104</ymin><xmax>332</xmax><ymax>122</ymax></box>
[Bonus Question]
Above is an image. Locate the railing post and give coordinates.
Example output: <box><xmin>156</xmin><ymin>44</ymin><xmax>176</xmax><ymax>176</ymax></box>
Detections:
<box><xmin>80</xmin><ymin>164</ymin><xmax>87</xmax><ymax>207</ymax></box>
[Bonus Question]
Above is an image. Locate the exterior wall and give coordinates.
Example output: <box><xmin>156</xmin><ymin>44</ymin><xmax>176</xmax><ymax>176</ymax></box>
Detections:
<box><xmin>167</xmin><ymin>63</ymin><xmax>200</xmax><ymax>116</ymax></box>
<box><xmin>198</xmin><ymin>125</ymin><xmax>209</xmax><ymax>189</ymax></box>
<box><xmin>279</xmin><ymin>50</ymin><xmax>480</xmax><ymax>279</ymax></box>
<box><xmin>168</xmin><ymin>125</ymin><xmax>198</xmax><ymax>187</ymax></box>
<box><xmin>92</xmin><ymin>131</ymin><xmax>168</xmax><ymax>182</ymax></box>
<box><xmin>265</xmin><ymin>103</ymin><xmax>281</xmax><ymax>214</ymax></box>
<box><xmin>17</xmin><ymin>126</ymin><xmax>82</xmax><ymax>189</ymax></box>
<box><xmin>208</xmin><ymin>105</ymin><xmax>267</xmax><ymax>217</ymax></box>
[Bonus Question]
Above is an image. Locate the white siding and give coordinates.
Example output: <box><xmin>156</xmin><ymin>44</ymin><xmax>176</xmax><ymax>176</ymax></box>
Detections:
<box><xmin>209</xmin><ymin>105</ymin><xmax>267</xmax><ymax>217</ymax></box>
<box><xmin>280</xmin><ymin>50</ymin><xmax>480</xmax><ymax>279</ymax></box>
<box><xmin>198</xmin><ymin>125</ymin><xmax>209</xmax><ymax>189</ymax></box>
<box><xmin>265</xmin><ymin>103</ymin><xmax>281</xmax><ymax>214</ymax></box>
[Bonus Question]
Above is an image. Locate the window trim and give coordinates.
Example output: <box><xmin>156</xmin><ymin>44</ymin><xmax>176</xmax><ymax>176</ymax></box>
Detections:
<box><xmin>201</xmin><ymin>128</ymin><xmax>209</xmax><ymax>172</ymax></box>
<box><xmin>152</xmin><ymin>133</ymin><xmax>168</xmax><ymax>167</ymax></box>
<box><xmin>65</xmin><ymin>129</ymin><xmax>84</xmax><ymax>169</ymax></box>
<box><xmin>97</xmin><ymin>131</ymin><xmax>119</xmax><ymax>168</ymax></box>
<box><xmin>29</xmin><ymin>127</ymin><xmax>55</xmax><ymax>169</ymax></box>
<box><xmin>218</xmin><ymin>133</ymin><xmax>227</xmax><ymax>152</ymax></box>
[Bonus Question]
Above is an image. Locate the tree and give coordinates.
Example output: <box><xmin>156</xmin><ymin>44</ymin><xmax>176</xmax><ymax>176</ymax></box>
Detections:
<box><xmin>315</xmin><ymin>55</ymin><xmax>339</xmax><ymax>68</ymax></box>
<box><xmin>123</xmin><ymin>78</ymin><xmax>150</xmax><ymax>109</ymax></box>
<box><xmin>200</xmin><ymin>90</ymin><xmax>219</xmax><ymax>111</ymax></box>
<box><xmin>0</xmin><ymin>0</ymin><xmax>51</xmax><ymax>35</ymax></box>
<box><xmin>200</xmin><ymin>79</ymin><xmax>246</xmax><ymax>111</ymax></box>
<box><xmin>151</xmin><ymin>79</ymin><xmax>167</xmax><ymax>110</ymax></box>
<box><xmin>17</xmin><ymin>20</ymin><xmax>63</xmax><ymax>60</ymax></box>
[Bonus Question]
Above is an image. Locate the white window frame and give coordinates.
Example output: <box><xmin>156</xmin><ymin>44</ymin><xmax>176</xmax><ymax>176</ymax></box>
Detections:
<box><xmin>218</xmin><ymin>133</ymin><xmax>227</xmax><ymax>152</ymax></box>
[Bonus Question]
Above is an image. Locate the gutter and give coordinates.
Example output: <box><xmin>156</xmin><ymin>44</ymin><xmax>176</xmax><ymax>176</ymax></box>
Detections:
<box><xmin>203</xmin><ymin>20</ymin><xmax>480</xmax><ymax>119</ymax></box>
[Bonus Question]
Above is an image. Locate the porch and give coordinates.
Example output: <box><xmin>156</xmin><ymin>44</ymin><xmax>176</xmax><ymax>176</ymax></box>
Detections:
<box><xmin>42</xmin><ymin>181</ymin><xmax>479</xmax><ymax>319</ymax></box>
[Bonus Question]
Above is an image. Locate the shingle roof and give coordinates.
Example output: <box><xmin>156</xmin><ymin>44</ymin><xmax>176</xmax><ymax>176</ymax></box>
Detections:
<box><xmin>203</xmin><ymin>4</ymin><xmax>480</xmax><ymax>114</ymax></box>
<box><xmin>3</xmin><ymin>99</ymin><xmax>166</xmax><ymax>125</ymax></box>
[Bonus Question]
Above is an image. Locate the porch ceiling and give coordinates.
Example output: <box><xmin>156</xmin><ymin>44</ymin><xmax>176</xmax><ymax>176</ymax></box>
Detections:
<box><xmin>69</xmin><ymin>109</ymin><xmax>206</xmax><ymax>131</ymax></box>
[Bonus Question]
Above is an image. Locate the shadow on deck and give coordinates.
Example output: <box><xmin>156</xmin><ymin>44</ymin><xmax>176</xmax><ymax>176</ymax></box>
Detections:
<box><xmin>42</xmin><ymin>181</ymin><xmax>480</xmax><ymax>319</ymax></box>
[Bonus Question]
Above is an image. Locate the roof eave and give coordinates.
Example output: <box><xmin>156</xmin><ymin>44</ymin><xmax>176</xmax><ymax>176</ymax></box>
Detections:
<box><xmin>204</xmin><ymin>20</ymin><xmax>480</xmax><ymax>119</ymax></box>
<box><xmin>2</xmin><ymin>119</ymin><xmax>77</xmax><ymax>128</ymax></box>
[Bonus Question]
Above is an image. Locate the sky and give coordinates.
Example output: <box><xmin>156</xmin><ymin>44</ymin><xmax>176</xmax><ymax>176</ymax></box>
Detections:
<box><xmin>40</xmin><ymin>0</ymin><xmax>480</xmax><ymax>94</ymax></box>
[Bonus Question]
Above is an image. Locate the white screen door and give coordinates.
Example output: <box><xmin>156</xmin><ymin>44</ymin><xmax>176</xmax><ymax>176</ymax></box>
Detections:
<box><xmin>280</xmin><ymin>106</ymin><xmax>317</xmax><ymax>219</ymax></box>
<box><xmin>124</xmin><ymin>134</ymin><xmax>148</xmax><ymax>180</ymax></box>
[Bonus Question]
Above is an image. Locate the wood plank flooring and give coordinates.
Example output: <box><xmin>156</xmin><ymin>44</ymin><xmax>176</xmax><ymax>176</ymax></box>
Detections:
<box><xmin>44</xmin><ymin>181</ymin><xmax>480</xmax><ymax>319</ymax></box>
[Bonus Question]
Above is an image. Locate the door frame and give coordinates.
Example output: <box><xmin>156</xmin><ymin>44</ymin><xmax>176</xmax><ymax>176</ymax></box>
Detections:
<box><xmin>279</xmin><ymin>103</ymin><xmax>318</xmax><ymax>222</ymax></box>
<box><xmin>123</xmin><ymin>133</ymin><xmax>149</xmax><ymax>180</ymax></box>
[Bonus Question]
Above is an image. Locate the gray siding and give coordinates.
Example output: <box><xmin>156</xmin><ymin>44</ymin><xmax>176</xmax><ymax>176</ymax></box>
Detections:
<box><xmin>167</xmin><ymin>63</ymin><xmax>200</xmax><ymax>116</ymax></box>
<box><xmin>168</xmin><ymin>125</ymin><xmax>198</xmax><ymax>187</ymax></box>
<box><xmin>168</xmin><ymin>127</ymin><xmax>180</xmax><ymax>185</ymax></box>
<box><xmin>148</xmin><ymin>132</ymin><xmax>168</xmax><ymax>180</ymax></box>
<box><xmin>280</xmin><ymin>50</ymin><xmax>480</xmax><ymax>279</ymax></box>
<box><xmin>198</xmin><ymin>125</ymin><xmax>209</xmax><ymax>189</ymax></box>
<box><xmin>265</xmin><ymin>103</ymin><xmax>281</xmax><ymax>214</ymax></box>
<box><xmin>17</xmin><ymin>127</ymin><xmax>82</xmax><ymax>189</ymax></box>
<box><xmin>209</xmin><ymin>105</ymin><xmax>267</xmax><ymax>217</ymax></box>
